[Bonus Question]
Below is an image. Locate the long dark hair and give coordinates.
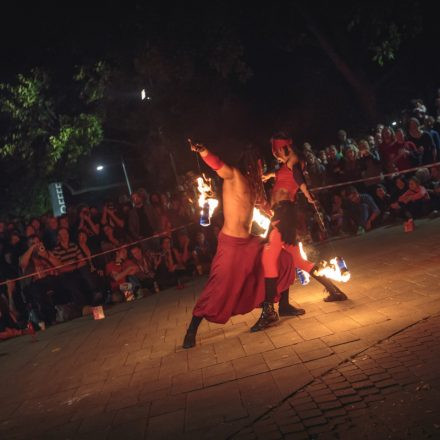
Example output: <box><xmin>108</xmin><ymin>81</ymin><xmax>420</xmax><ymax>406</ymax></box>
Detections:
<box><xmin>237</xmin><ymin>145</ymin><xmax>266</xmax><ymax>204</ymax></box>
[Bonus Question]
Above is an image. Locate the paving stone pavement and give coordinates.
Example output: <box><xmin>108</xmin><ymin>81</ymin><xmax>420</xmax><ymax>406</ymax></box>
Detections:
<box><xmin>0</xmin><ymin>218</ymin><xmax>439</xmax><ymax>439</ymax></box>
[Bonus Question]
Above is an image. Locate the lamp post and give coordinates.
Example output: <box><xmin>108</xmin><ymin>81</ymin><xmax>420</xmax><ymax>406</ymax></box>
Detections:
<box><xmin>96</xmin><ymin>156</ymin><xmax>132</xmax><ymax>196</ymax></box>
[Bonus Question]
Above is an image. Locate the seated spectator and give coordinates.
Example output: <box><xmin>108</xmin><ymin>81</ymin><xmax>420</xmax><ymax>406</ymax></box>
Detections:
<box><xmin>427</xmin><ymin>167</ymin><xmax>440</xmax><ymax>212</ymax></box>
<box><xmin>329</xmin><ymin>194</ymin><xmax>345</xmax><ymax>236</ymax></box>
<box><xmin>374</xmin><ymin>185</ymin><xmax>392</xmax><ymax>224</ymax></box>
<box><xmin>345</xmin><ymin>186</ymin><xmax>381</xmax><ymax>234</ymax></box>
<box><xmin>391</xmin><ymin>176</ymin><xmax>431</xmax><ymax>220</ymax></box>
<box><xmin>52</xmin><ymin>228</ymin><xmax>100</xmax><ymax>308</ymax></box>
<box><xmin>173</xmin><ymin>231</ymin><xmax>196</xmax><ymax>277</ymax></box>
<box><xmin>0</xmin><ymin>295</ymin><xmax>33</xmax><ymax>340</ymax></box>
<box><xmin>155</xmin><ymin>236</ymin><xmax>184</xmax><ymax>289</ymax></box>
<box><xmin>105</xmin><ymin>247</ymin><xmax>138</xmax><ymax>302</ymax></box>
<box><xmin>390</xmin><ymin>175</ymin><xmax>408</xmax><ymax>204</ymax></box>
<box><xmin>128</xmin><ymin>245</ymin><xmax>158</xmax><ymax>295</ymax></box>
<box><xmin>192</xmin><ymin>231</ymin><xmax>214</xmax><ymax>275</ymax></box>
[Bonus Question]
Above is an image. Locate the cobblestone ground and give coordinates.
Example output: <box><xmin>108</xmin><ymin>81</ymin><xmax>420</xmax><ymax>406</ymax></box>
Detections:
<box><xmin>0</xmin><ymin>218</ymin><xmax>439</xmax><ymax>439</ymax></box>
<box><xmin>233</xmin><ymin>314</ymin><xmax>440</xmax><ymax>440</ymax></box>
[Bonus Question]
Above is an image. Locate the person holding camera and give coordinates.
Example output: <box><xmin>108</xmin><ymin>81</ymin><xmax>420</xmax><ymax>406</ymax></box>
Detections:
<box><xmin>19</xmin><ymin>235</ymin><xmax>60</xmax><ymax>325</ymax></box>
<box><xmin>101</xmin><ymin>200</ymin><xmax>124</xmax><ymax>230</ymax></box>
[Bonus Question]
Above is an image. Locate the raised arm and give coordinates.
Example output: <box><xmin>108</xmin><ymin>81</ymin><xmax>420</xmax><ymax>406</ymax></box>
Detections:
<box><xmin>189</xmin><ymin>139</ymin><xmax>234</xmax><ymax>180</ymax></box>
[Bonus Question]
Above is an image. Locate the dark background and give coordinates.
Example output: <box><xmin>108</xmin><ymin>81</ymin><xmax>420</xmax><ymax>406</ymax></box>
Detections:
<box><xmin>1</xmin><ymin>0</ymin><xmax>439</xmax><ymax>207</ymax></box>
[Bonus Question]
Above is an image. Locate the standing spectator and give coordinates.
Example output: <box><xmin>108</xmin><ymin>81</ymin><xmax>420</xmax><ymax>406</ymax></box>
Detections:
<box><xmin>128</xmin><ymin>191</ymin><xmax>154</xmax><ymax>240</ymax></box>
<box><xmin>358</xmin><ymin>139</ymin><xmax>382</xmax><ymax>190</ymax></box>
<box><xmin>318</xmin><ymin>150</ymin><xmax>328</xmax><ymax>166</ymax></box>
<box><xmin>168</xmin><ymin>195</ymin><xmax>191</xmax><ymax>228</ymax></box>
<box><xmin>336</xmin><ymin>129</ymin><xmax>352</xmax><ymax>154</ymax></box>
<box><xmin>425</xmin><ymin>116</ymin><xmax>440</xmax><ymax>159</ymax></box>
<box><xmin>43</xmin><ymin>216</ymin><xmax>59</xmax><ymax>250</ymax></box>
<box><xmin>326</xmin><ymin>146</ymin><xmax>343</xmax><ymax>183</ymax></box>
<box><xmin>407</xmin><ymin>117</ymin><xmax>436</xmax><ymax>164</ymax></box>
<box><xmin>75</xmin><ymin>205</ymin><xmax>101</xmax><ymax>253</ymax></box>
<box><xmin>304</xmin><ymin>152</ymin><xmax>326</xmax><ymax>188</ymax></box>
<box><xmin>345</xmin><ymin>186</ymin><xmax>381</xmax><ymax>234</ymax></box>
<box><xmin>341</xmin><ymin>146</ymin><xmax>362</xmax><ymax>182</ymax></box>
<box><xmin>101</xmin><ymin>200</ymin><xmax>124</xmax><ymax>230</ymax></box>
<box><xmin>378</xmin><ymin>127</ymin><xmax>399</xmax><ymax>172</ymax></box>
<box><xmin>394</xmin><ymin>128</ymin><xmax>420</xmax><ymax>169</ymax></box>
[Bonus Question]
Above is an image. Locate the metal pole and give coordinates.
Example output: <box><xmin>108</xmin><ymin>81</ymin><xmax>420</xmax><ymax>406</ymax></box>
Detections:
<box><xmin>121</xmin><ymin>157</ymin><xmax>132</xmax><ymax>195</ymax></box>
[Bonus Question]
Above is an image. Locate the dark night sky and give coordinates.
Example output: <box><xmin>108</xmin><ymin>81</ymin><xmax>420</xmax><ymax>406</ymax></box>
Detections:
<box><xmin>2</xmin><ymin>1</ymin><xmax>440</xmax><ymax>152</ymax></box>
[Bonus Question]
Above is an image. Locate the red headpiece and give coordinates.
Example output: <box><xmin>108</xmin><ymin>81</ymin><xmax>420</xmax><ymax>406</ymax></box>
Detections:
<box><xmin>271</xmin><ymin>138</ymin><xmax>293</xmax><ymax>155</ymax></box>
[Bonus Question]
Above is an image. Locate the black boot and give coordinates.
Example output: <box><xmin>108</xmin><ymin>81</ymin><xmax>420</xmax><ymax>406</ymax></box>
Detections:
<box><xmin>250</xmin><ymin>302</ymin><xmax>279</xmax><ymax>332</ymax></box>
<box><xmin>182</xmin><ymin>316</ymin><xmax>203</xmax><ymax>349</ymax></box>
<box><xmin>279</xmin><ymin>289</ymin><xmax>306</xmax><ymax>316</ymax></box>
<box><xmin>310</xmin><ymin>267</ymin><xmax>348</xmax><ymax>302</ymax></box>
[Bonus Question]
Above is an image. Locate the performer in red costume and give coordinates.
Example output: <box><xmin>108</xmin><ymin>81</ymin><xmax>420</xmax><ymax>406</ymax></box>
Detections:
<box><xmin>251</xmin><ymin>133</ymin><xmax>347</xmax><ymax>332</ymax></box>
<box><xmin>182</xmin><ymin>141</ymin><xmax>295</xmax><ymax>348</ymax></box>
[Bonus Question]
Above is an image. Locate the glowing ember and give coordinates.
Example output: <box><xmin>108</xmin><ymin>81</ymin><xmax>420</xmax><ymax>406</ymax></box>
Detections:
<box><xmin>197</xmin><ymin>175</ymin><xmax>219</xmax><ymax>226</ymax></box>
<box><xmin>252</xmin><ymin>208</ymin><xmax>271</xmax><ymax>237</ymax></box>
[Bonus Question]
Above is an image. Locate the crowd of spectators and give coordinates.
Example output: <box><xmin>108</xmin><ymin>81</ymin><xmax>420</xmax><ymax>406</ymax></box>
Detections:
<box><xmin>0</xmin><ymin>187</ymin><xmax>218</xmax><ymax>339</ymax></box>
<box><xmin>293</xmin><ymin>94</ymin><xmax>440</xmax><ymax>241</ymax></box>
<box><xmin>1</xmin><ymin>92</ymin><xmax>440</xmax><ymax>339</ymax></box>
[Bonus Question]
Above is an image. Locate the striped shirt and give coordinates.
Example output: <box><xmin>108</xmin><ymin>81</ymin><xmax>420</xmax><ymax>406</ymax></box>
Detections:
<box><xmin>52</xmin><ymin>242</ymin><xmax>83</xmax><ymax>266</ymax></box>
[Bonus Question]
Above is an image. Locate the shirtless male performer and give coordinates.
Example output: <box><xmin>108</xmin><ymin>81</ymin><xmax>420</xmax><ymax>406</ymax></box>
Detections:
<box><xmin>182</xmin><ymin>141</ymin><xmax>295</xmax><ymax>348</ymax></box>
<box><xmin>251</xmin><ymin>133</ymin><xmax>348</xmax><ymax>332</ymax></box>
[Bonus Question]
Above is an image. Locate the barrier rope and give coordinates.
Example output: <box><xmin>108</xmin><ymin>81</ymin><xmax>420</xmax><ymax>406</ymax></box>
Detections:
<box><xmin>0</xmin><ymin>223</ymin><xmax>195</xmax><ymax>288</ymax></box>
<box><xmin>309</xmin><ymin>161</ymin><xmax>440</xmax><ymax>193</ymax></box>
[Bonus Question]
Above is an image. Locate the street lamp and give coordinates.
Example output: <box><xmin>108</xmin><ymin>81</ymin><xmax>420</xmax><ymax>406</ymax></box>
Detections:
<box><xmin>96</xmin><ymin>158</ymin><xmax>132</xmax><ymax>196</ymax></box>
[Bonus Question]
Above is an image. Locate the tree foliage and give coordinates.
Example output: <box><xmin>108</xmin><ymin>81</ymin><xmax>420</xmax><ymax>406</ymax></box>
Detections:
<box><xmin>0</xmin><ymin>63</ymin><xmax>108</xmax><ymax>217</ymax></box>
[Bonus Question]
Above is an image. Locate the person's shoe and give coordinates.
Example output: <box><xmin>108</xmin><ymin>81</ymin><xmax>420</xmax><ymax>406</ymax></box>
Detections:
<box><xmin>182</xmin><ymin>331</ymin><xmax>197</xmax><ymax>349</ymax></box>
<box><xmin>323</xmin><ymin>291</ymin><xmax>348</xmax><ymax>302</ymax></box>
<box><xmin>279</xmin><ymin>304</ymin><xmax>306</xmax><ymax>316</ymax></box>
<box><xmin>250</xmin><ymin>302</ymin><xmax>279</xmax><ymax>332</ymax></box>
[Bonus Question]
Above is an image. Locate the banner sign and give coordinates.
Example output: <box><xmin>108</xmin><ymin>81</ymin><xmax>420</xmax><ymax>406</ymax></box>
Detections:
<box><xmin>48</xmin><ymin>182</ymin><xmax>66</xmax><ymax>217</ymax></box>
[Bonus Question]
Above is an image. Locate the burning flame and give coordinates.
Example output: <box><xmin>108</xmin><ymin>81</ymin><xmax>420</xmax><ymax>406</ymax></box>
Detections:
<box><xmin>298</xmin><ymin>242</ymin><xmax>350</xmax><ymax>283</ymax></box>
<box><xmin>298</xmin><ymin>242</ymin><xmax>311</xmax><ymax>284</ymax></box>
<box><xmin>315</xmin><ymin>258</ymin><xmax>351</xmax><ymax>283</ymax></box>
<box><xmin>197</xmin><ymin>175</ymin><xmax>219</xmax><ymax>221</ymax></box>
<box><xmin>252</xmin><ymin>208</ymin><xmax>271</xmax><ymax>237</ymax></box>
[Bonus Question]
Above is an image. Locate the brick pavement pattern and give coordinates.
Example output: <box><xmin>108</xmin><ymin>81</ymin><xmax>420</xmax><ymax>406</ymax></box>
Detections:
<box><xmin>0</xmin><ymin>218</ymin><xmax>439</xmax><ymax>439</ymax></box>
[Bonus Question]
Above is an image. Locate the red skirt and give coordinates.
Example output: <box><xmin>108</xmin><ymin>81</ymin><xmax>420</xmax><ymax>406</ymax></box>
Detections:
<box><xmin>193</xmin><ymin>232</ymin><xmax>295</xmax><ymax>324</ymax></box>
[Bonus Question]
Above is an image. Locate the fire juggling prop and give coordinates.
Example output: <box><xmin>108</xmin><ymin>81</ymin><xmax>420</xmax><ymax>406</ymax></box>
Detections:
<box><xmin>298</xmin><ymin>242</ymin><xmax>351</xmax><ymax>285</ymax></box>
<box><xmin>196</xmin><ymin>174</ymin><xmax>219</xmax><ymax>227</ymax></box>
